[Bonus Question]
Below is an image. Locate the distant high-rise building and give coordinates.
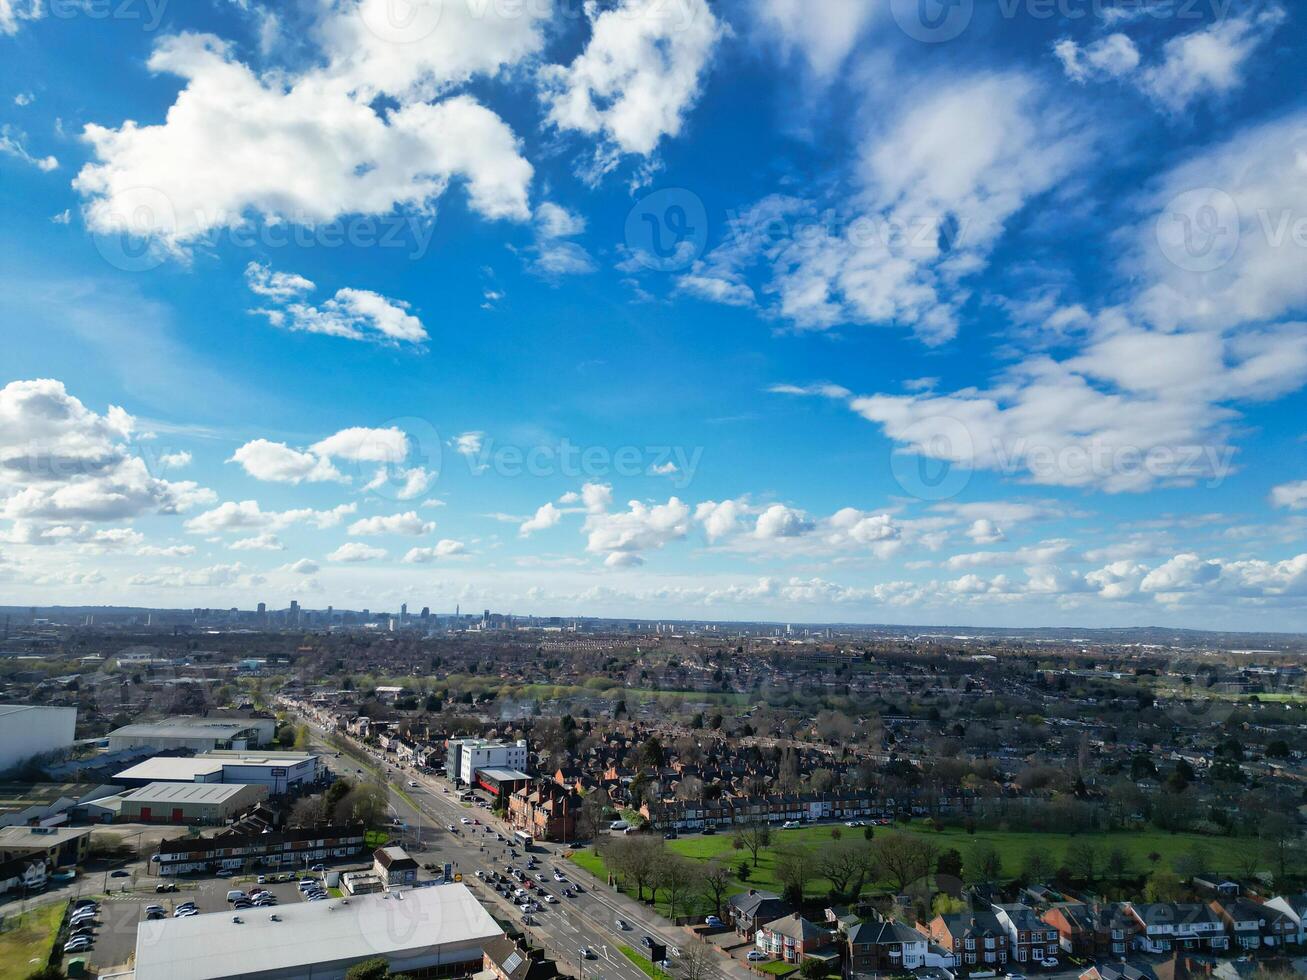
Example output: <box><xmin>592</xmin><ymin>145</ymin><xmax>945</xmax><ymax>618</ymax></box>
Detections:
<box><xmin>400</xmin><ymin>602</ymin><xmax>408</xmax><ymax>625</ymax></box>
<box><xmin>420</xmin><ymin>606</ymin><xmax>430</xmax><ymax>620</ymax></box>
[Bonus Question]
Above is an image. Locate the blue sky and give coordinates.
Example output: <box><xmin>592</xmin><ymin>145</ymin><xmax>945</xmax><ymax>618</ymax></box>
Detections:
<box><xmin>1</xmin><ymin>0</ymin><xmax>1306</xmax><ymax>627</ymax></box>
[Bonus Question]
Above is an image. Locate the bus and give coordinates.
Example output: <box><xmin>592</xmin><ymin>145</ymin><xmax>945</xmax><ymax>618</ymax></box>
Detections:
<box><xmin>513</xmin><ymin>830</ymin><xmax>533</xmax><ymax>849</ymax></box>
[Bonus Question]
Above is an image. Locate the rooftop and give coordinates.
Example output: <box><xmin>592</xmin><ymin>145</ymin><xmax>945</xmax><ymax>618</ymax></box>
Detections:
<box><xmin>124</xmin><ymin>782</ymin><xmax>257</xmax><ymax>804</ymax></box>
<box><xmin>477</xmin><ymin>767</ymin><xmax>531</xmax><ymax>781</ymax></box>
<box><xmin>114</xmin><ymin>758</ymin><xmax>225</xmax><ymax>782</ymax></box>
<box><xmin>0</xmin><ymin>824</ymin><xmax>92</xmax><ymax>847</ymax></box>
<box><xmin>109</xmin><ymin>721</ymin><xmax>253</xmax><ymax>739</ymax></box>
<box><xmin>133</xmin><ymin>883</ymin><xmax>503</xmax><ymax>980</ymax></box>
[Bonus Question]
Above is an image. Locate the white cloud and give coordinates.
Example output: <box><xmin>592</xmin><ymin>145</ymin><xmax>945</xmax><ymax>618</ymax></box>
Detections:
<box><xmin>752</xmin><ymin>0</ymin><xmax>880</xmax><ymax>80</ymax></box>
<box><xmin>136</xmin><ymin>543</ymin><xmax>197</xmax><ymax>558</ymax></box>
<box><xmin>403</xmin><ymin>539</ymin><xmax>467</xmax><ymax>562</ymax></box>
<box><xmin>184</xmin><ymin>499</ymin><xmax>355</xmax><ymax>534</ymax></box>
<box><xmin>0</xmin><ymin>124</ymin><xmax>59</xmax><ymax>172</ymax></box>
<box><xmin>520</xmin><ymin>502</ymin><xmax>563</xmax><ymax>536</ymax></box>
<box><xmin>229</xmin><ymin>439</ymin><xmax>345</xmax><ymax>484</ymax></box>
<box><xmin>695</xmin><ymin>499</ymin><xmax>745</xmax><ymax>542</ymax></box>
<box><xmin>347</xmin><ymin>511</ymin><xmax>434</xmax><ymax>536</ymax></box>
<box><xmin>1139</xmin><ymin>6</ymin><xmax>1285</xmax><ymax>113</ymax></box>
<box><xmin>255</xmin><ymin>286</ymin><xmax>428</xmax><ymax>346</ymax></box>
<box><xmin>584</xmin><ymin>495</ymin><xmax>691</xmax><ymax>564</ymax></box>
<box><xmin>75</xmin><ymin>33</ymin><xmax>535</xmax><ymax>250</ymax></box>
<box><xmin>159</xmin><ymin>451</ymin><xmax>192</xmax><ymax>469</ymax></box>
<box><xmin>754</xmin><ymin>503</ymin><xmax>814</xmax><ymax>539</ymax></box>
<box><xmin>229</xmin><ymin>532</ymin><xmax>285</xmax><ymax>551</ymax></box>
<box><xmin>1054</xmin><ymin>33</ymin><xmax>1140</xmax><ymax>82</ymax></box>
<box><xmin>282</xmin><ymin>558</ymin><xmax>319</xmax><ymax>575</ymax></box>
<box><xmin>394</xmin><ymin>467</ymin><xmax>435</xmax><ymax>500</ymax></box>
<box><xmin>1271</xmin><ymin>480</ymin><xmax>1307</xmax><ymax>511</ymax></box>
<box><xmin>244</xmin><ymin>261</ymin><xmax>314</xmax><ymax>301</ymax></box>
<box><xmin>327</xmin><ymin>542</ymin><xmax>387</xmax><ymax>562</ymax></box>
<box><xmin>0</xmin><ymin>379</ymin><xmax>215</xmax><ymax>523</ymax></box>
<box><xmin>311</xmin><ymin>427</ymin><xmax>408</xmax><ymax>463</ymax></box>
<box><xmin>527</xmin><ymin>203</ymin><xmax>595</xmax><ymax>277</ymax></box>
<box><xmin>539</xmin><ymin>0</ymin><xmax>723</xmax><ymax>174</ymax></box>
<box><xmin>0</xmin><ymin>1</ymin><xmax>41</xmax><ymax>36</ymax></box>
<box><xmin>451</xmin><ymin>432</ymin><xmax>485</xmax><ymax>458</ymax></box>
<box><xmin>965</xmin><ymin>518</ymin><xmax>1005</xmax><ymax>544</ymax></box>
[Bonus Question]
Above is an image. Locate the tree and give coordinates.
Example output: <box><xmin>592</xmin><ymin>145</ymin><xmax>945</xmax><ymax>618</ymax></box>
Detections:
<box><xmin>965</xmin><ymin>842</ymin><xmax>1003</xmax><ymax>885</ymax></box>
<box><xmin>576</xmin><ymin>788</ymin><xmax>610</xmax><ymax>847</ymax></box>
<box><xmin>605</xmin><ymin>835</ymin><xmax>663</xmax><ymax>902</ymax></box>
<box><xmin>1260</xmin><ymin>813</ymin><xmax>1301</xmax><ymax>883</ymax></box>
<box><xmin>936</xmin><ymin>848</ymin><xmax>964</xmax><ymax>882</ymax></box>
<box><xmin>1066</xmin><ymin>840</ymin><xmax>1101</xmax><ymax>883</ymax></box>
<box><xmin>800</xmin><ymin>960</ymin><xmax>827</xmax><ymax>979</ymax></box>
<box><xmin>875</xmin><ymin>831</ymin><xmax>939</xmax><ymax>893</ymax></box>
<box><xmin>775</xmin><ymin>844</ymin><xmax>814</xmax><ymax>905</ymax></box>
<box><xmin>678</xmin><ymin>942</ymin><xmax>716</xmax><ymax>980</ymax></box>
<box><xmin>1021</xmin><ymin>848</ymin><xmax>1055</xmax><ymax>884</ymax></box>
<box><xmin>658</xmin><ymin>855</ymin><xmax>703</xmax><ymax>922</ymax></box>
<box><xmin>932</xmin><ymin>893</ymin><xmax>967</xmax><ymax>916</ymax></box>
<box><xmin>815</xmin><ymin>839</ymin><xmax>879</xmax><ymax>900</ymax></box>
<box><xmin>733</xmin><ymin>822</ymin><xmax>771</xmax><ymax>867</ymax></box>
<box><xmin>345</xmin><ymin>959</ymin><xmax>393</xmax><ymax>980</ymax></box>
<box><xmin>1105</xmin><ymin>847</ymin><xmax>1133</xmax><ymax>880</ymax></box>
<box><xmin>700</xmin><ymin>859</ymin><xmax>733</xmax><ymax>918</ymax></box>
<box><xmin>1144</xmin><ymin>868</ymin><xmax>1183</xmax><ymax>902</ymax></box>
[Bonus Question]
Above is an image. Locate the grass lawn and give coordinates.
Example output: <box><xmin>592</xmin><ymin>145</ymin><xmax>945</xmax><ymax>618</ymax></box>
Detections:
<box><xmin>576</xmin><ymin>821</ymin><xmax>1255</xmax><ymax>917</ymax></box>
<box><xmin>619</xmin><ymin>945</ymin><xmax>671</xmax><ymax>978</ymax></box>
<box><xmin>0</xmin><ymin>901</ymin><xmax>65</xmax><ymax>977</ymax></box>
<box><xmin>757</xmin><ymin>962</ymin><xmax>800</xmax><ymax>976</ymax></box>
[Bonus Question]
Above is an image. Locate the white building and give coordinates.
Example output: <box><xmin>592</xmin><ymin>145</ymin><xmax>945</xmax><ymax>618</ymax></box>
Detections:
<box><xmin>133</xmin><ymin>883</ymin><xmax>504</xmax><ymax>980</ymax></box>
<box><xmin>0</xmin><ymin>705</ymin><xmax>76</xmax><ymax>775</ymax></box>
<box><xmin>114</xmin><ymin>751</ymin><xmax>321</xmax><ymax>795</ymax></box>
<box><xmin>445</xmin><ymin>737</ymin><xmax>528</xmax><ymax>785</ymax></box>
<box><xmin>106</xmin><ymin>719</ymin><xmax>261</xmax><ymax>753</ymax></box>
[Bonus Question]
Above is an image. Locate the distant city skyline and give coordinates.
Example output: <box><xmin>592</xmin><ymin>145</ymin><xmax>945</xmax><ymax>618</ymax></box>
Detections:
<box><xmin>2</xmin><ymin>2</ymin><xmax>1306</xmax><ymax>628</ymax></box>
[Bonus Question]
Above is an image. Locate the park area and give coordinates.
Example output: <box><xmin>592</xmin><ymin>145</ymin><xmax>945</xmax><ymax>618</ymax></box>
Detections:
<box><xmin>570</xmin><ymin>820</ymin><xmax>1254</xmax><ymax>921</ymax></box>
<box><xmin>0</xmin><ymin>901</ymin><xmax>64</xmax><ymax>978</ymax></box>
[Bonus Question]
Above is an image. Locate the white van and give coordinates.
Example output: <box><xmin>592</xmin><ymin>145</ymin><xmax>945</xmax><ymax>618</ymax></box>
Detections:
<box><xmin>609</xmin><ymin>819</ymin><xmax>629</xmax><ymax>831</ymax></box>
<box><xmin>226</xmin><ymin>890</ymin><xmax>244</xmax><ymax>902</ymax></box>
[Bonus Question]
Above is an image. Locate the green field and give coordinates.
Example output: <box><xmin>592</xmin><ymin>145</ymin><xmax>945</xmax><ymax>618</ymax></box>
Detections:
<box><xmin>0</xmin><ymin>902</ymin><xmax>64</xmax><ymax>978</ymax></box>
<box><xmin>575</xmin><ymin>822</ymin><xmax>1253</xmax><ymax>919</ymax></box>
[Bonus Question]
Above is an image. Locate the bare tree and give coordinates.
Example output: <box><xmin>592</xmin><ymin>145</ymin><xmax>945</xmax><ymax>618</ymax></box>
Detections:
<box><xmin>733</xmin><ymin>821</ymin><xmax>771</xmax><ymax>867</ymax></box>
<box><xmin>1066</xmin><ymin>840</ymin><xmax>1101</xmax><ymax>883</ymax></box>
<box><xmin>679</xmin><ymin>942</ymin><xmax>716</xmax><ymax>980</ymax></box>
<box><xmin>875</xmin><ymin>831</ymin><xmax>939</xmax><ymax>894</ymax></box>
<box><xmin>775</xmin><ymin>843</ymin><xmax>814</xmax><ymax>905</ymax></box>
<box><xmin>700</xmin><ymin>859</ymin><xmax>733</xmax><ymax>918</ymax></box>
<box><xmin>658</xmin><ymin>855</ymin><xmax>704</xmax><ymax>922</ymax></box>
<box><xmin>815</xmin><ymin>839</ymin><xmax>879</xmax><ymax>899</ymax></box>
<box><xmin>604</xmin><ymin>835</ymin><xmax>664</xmax><ymax>902</ymax></box>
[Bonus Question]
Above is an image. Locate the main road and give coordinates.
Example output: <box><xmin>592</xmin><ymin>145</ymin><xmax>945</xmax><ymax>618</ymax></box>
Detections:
<box><xmin>304</xmin><ymin>727</ymin><xmax>750</xmax><ymax>980</ymax></box>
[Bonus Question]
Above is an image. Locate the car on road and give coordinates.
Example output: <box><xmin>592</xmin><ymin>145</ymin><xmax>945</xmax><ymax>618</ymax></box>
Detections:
<box><xmin>257</xmin><ymin>875</ymin><xmax>266</xmax><ymax>884</ymax></box>
<box><xmin>216</xmin><ymin>869</ymin><xmax>235</xmax><ymax>878</ymax></box>
<box><xmin>845</xmin><ymin>820</ymin><xmax>865</xmax><ymax>827</ymax></box>
<box><xmin>155</xmin><ymin>882</ymin><xmax>178</xmax><ymax>892</ymax></box>
<box><xmin>310</xmin><ymin>864</ymin><xmax>326</xmax><ymax>872</ymax></box>
<box><xmin>663</xmin><ymin>831</ymin><xmax>678</xmax><ymax>839</ymax></box>
<box><xmin>111</xmin><ymin>869</ymin><xmax>130</xmax><ymax>877</ymax></box>
<box><xmin>581</xmin><ymin>947</ymin><xmax>595</xmax><ymax>959</ymax></box>
<box><xmin>746</xmin><ymin>950</ymin><xmax>768</xmax><ymax>961</ymax></box>
<box><xmin>781</xmin><ymin>820</ymin><xmax>801</xmax><ymax>829</ymax></box>
<box><xmin>544</xmin><ymin>894</ymin><xmax>558</xmax><ymax>903</ymax></box>
<box><xmin>408</xmin><ymin>779</ymin><xmax>418</xmax><ymax>787</ymax></box>
<box><xmin>616</xmin><ymin>918</ymin><xmax>629</xmax><ymax>930</ymax></box>
<box><xmin>670</xmin><ymin>946</ymin><xmax>681</xmax><ymax>957</ymax></box>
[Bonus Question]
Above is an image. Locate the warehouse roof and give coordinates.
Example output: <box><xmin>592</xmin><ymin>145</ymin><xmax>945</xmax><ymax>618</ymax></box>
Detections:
<box><xmin>477</xmin><ymin>767</ymin><xmax>531</xmax><ymax>781</ymax></box>
<box><xmin>109</xmin><ymin>722</ymin><xmax>252</xmax><ymax>739</ymax></box>
<box><xmin>133</xmin><ymin>883</ymin><xmax>503</xmax><ymax>980</ymax></box>
<box><xmin>114</xmin><ymin>758</ymin><xmax>225</xmax><ymax>782</ymax></box>
<box><xmin>123</xmin><ymin>782</ymin><xmax>257</xmax><ymax>804</ymax></box>
<box><xmin>0</xmin><ymin>704</ymin><xmax>75</xmax><ymax>719</ymax></box>
<box><xmin>0</xmin><ymin>824</ymin><xmax>92</xmax><ymax>848</ymax></box>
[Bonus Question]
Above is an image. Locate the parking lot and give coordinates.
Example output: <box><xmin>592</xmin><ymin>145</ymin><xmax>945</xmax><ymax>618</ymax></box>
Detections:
<box><xmin>58</xmin><ymin>874</ymin><xmax>318</xmax><ymax>974</ymax></box>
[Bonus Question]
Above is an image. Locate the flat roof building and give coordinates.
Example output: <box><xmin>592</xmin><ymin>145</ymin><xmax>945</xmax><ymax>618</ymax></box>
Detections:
<box><xmin>118</xmin><ymin>782</ymin><xmax>268</xmax><ymax>825</ymax></box>
<box><xmin>133</xmin><ymin>882</ymin><xmax>504</xmax><ymax>980</ymax></box>
<box><xmin>107</xmin><ymin>720</ymin><xmax>261</xmax><ymax>754</ymax></box>
<box><xmin>0</xmin><ymin>824</ymin><xmax>92</xmax><ymax>867</ymax></box>
<box><xmin>114</xmin><ymin>751</ymin><xmax>320</xmax><ymax>795</ymax></box>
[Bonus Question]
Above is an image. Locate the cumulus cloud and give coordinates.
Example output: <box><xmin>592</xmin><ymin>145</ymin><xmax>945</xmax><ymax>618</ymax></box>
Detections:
<box><xmin>403</xmin><ymin>539</ymin><xmax>467</xmax><ymax>562</ymax></box>
<box><xmin>1271</xmin><ymin>480</ymin><xmax>1307</xmax><ymax>511</ymax></box>
<box><xmin>75</xmin><ymin>30</ymin><xmax>535</xmax><ymax>251</ymax></box>
<box><xmin>250</xmin><ymin>266</ymin><xmax>428</xmax><ymax>346</ymax></box>
<box><xmin>229</xmin><ymin>439</ymin><xmax>345</xmax><ymax>484</ymax></box>
<box><xmin>751</xmin><ymin>0</ymin><xmax>880</xmax><ymax>80</ymax></box>
<box><xmin>520</xmin><ymin>502</ymin><xmax>563</xmax><ymax>537</ymax></box>
<box><xmin>539</xmin><ymin>0</ymin><xmax>723</xmax><ymax>177</ymax></box>
<box><xmin>0</xmin><ymin>379</ymin><xmax>215</xmax><ymax>523</ymax></box>
<box><xmin>583</xmin><ymin>495</ymin><xmax>691</xmax><ymax>565</ymax></box>
<box><xmin>184</xmin><ymin>500</ymin><xmax>355</xmax><ymax>534</ymax></box>
<box><xmin>327</xmin><ymin>541</ymin><xmax>387</xmax><ymax>562</ymax></box>
<box><xmin>347</xmin><ymin>511</ymin><xmax>434</xmax><ymax>536</ymax></box>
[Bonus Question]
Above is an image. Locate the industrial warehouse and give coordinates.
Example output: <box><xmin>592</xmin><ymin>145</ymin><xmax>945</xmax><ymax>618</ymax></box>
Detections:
<box><xmin>117</xmin><ymin>782</ymin><xmax>268</xmax><ymax>824</ymax></box>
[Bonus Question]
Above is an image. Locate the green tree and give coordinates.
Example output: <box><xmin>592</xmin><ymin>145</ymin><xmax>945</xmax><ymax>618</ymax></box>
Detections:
<box><xmin>345</xmin><ymin>958</ymin><xmax>393</xmax><ymax>980</ymax></box>
<box><xmin>1144</xmin><ymin>868</ymin><xmax>1183</xmax><ymax>902</ymax></box>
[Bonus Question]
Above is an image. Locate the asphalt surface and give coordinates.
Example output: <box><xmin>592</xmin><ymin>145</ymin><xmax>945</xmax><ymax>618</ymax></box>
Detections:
<box><xmin>308</xmin><ymin>728</ymin><xmax>752</xmax><ymax>980</ymax></box>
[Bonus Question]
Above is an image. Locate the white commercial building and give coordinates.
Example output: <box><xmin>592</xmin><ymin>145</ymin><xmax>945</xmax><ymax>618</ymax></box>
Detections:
<box><xmin>114</xmin><ymin>751</ymin><xmax>320</xmax><ymax>795</ymax></box>
<box><xmin>133</xmin><ymin>883</ymin><xmax>504</xmax><ymax>980</ymax></box>
<box><xmin>0</xmin><ymin>705</ymin><xmax>76</xmax><ymax>775</ymax></box>
<box><xmin>107</xmin><ymin>720</ymin><xmax>261</xmax><ymax>753</ymax></box>
<box><xmin>446</xmin><ymin>737</ymin><xmax>528</xmax><ymax>785</ymax></box>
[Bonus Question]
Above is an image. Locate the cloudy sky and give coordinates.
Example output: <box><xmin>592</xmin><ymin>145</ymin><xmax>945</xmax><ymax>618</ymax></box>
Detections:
<box><xmin>1</xmin><ymin>0</ymin><xmax>1305</xmax><ymax>627</ymax></box>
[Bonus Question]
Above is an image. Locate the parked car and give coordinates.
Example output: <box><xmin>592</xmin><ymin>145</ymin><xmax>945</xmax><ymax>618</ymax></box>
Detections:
<box><xmin>64</xmin><ymin>937</ymin><xmax>93</xmax><ymax>953</ymax></box>
<box><xmin>155</xmin><ymin>882</ymin><xmax>178</xmax><ymax>893</ymax></box>
<box><xmin>746</xmin><ymin>950</ymin><xmax>768</xmax><ymax>962</ymax></box>
<box><xmin>705</xmin><ymin>915</ymin><xmax>724</xmax><ymax>927</ymax></box>
<box><xmin>110</xmin><ymin>869</ymin><xmax>130</xmax><ymax>878</ymax></box>
<box><xmin>216</xmin><ymin>869</ymin><xmax>235</xmax><ymax>878</ymax></box>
